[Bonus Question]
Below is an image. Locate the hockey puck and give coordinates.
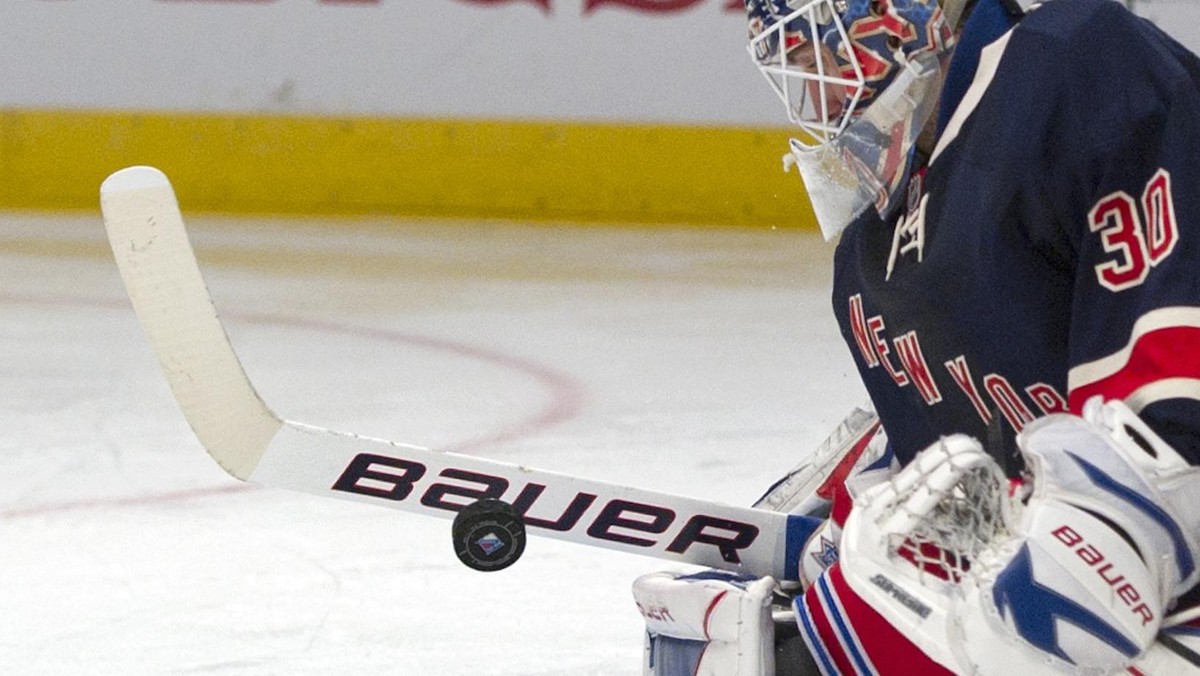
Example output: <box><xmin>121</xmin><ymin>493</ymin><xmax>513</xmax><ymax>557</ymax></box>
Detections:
<box><xmin>451</xmin><ymin>498</ymin><xmax>527</xmax><ymax>572</ymax></box>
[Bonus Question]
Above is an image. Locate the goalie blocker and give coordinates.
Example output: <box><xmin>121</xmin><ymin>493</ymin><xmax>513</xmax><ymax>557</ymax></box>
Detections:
<box><xmin>637</xmin><ymin>399</ymin><xmax>1200</xmax><ymax>675</ymax></box>
<box><xmin>797</xmin><ymin>398</ymin><xmax>1200</xmax><ymax>674</ymax></box>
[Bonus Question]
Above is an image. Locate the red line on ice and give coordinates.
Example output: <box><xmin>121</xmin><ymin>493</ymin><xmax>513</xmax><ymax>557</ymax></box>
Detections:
<box><xmin>1</xmin><ymin>293</ymin><xmax>586</xmax><ymax>519</ymax></box>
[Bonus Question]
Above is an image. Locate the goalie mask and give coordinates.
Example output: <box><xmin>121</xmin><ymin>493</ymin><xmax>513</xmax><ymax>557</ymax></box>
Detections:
<box><xmin>747</xmin><ymin>0</ymin><xmax>956</xmax><ymax>239</ymax></box>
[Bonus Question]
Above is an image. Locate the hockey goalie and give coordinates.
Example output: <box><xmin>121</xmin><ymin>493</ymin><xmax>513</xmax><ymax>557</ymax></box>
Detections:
<box><xmin>633</xmin><ymin>0</ymin><xmax>1200</xmax><ymax>673</ymax></box>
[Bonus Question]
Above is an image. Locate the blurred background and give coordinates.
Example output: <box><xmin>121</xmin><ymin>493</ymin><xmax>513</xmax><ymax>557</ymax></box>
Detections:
<box><xmin>3</xmin><ymin>0</ymin><xmax>1193</xmax><ymax>232</ymax></box>
<box><xmin>2</xmin><ymin>0</ymin><xmax>807</xmax><ymax>229</ymax></box>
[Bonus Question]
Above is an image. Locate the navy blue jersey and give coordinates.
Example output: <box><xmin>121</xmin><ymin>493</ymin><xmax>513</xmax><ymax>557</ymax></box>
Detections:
<box><xmin>830</xmin><ymin>0</ymin><xmax>1200</xmax><ymax>468</ymax></box>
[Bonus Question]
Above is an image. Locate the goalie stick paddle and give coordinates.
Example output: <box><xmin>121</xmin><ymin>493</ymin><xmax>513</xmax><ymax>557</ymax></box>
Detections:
<box><xmin>100</xmin><ymin>165</ymin><xmax>800</xmax><ymax>580</ymax></box>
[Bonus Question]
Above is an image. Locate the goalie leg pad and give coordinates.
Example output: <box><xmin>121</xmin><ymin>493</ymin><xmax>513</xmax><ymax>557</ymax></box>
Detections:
<box><xmin>634</xmin><ymin>570</ymin><xmax>776</xmax><ymax>676</ymax></box>
<box><xmin>795</xmin><ymin>564</ymin><xmax>957</xmax><ymax>676</ymax></box>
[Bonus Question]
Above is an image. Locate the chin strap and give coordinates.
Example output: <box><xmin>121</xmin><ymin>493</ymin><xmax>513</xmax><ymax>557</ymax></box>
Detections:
<box><xmin>941</xmin><ymin>0</ymin><xmax>978</xmax><ymax>29</ymax></box>
<box><xmin>1002</xmin><ymin>0</ymin><xmax>1038</xmax><ymax>14</ymax></box>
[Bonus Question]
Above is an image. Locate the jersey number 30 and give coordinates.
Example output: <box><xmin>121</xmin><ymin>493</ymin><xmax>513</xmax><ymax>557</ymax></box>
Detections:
<box><xmin>1088</xmin><ymin>168</ymin><xmax>1178</xmax><ymax>292</ymax></box>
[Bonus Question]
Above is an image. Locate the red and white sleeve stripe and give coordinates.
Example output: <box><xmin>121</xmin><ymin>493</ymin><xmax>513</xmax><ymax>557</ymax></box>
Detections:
<box><xmin>1068</xmin><ymin>307</ymin><xmax>1200</xmax><ymax>414</ymax></box>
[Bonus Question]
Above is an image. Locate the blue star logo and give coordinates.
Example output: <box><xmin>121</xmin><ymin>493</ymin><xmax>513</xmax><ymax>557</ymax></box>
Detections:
<box><xmin>810</xmin><ymin>535</ymin><xmax>840</xmax><ymax>569</ymax></box>
<box><xmin>993</xmin><ymin>544</ymin><xmax>1138</xmax><ymax>663</ymax></box>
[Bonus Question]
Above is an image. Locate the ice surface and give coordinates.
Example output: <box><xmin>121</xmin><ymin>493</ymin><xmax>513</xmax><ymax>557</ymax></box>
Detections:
<box><xmin>0</xmin><ymin>212</ymin><xmax>863</xmax><ymax>675</ymax></box>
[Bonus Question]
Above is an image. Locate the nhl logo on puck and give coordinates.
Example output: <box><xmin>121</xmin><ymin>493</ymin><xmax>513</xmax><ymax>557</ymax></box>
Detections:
<box><xmin>451</xmin><ymin>498</ymin><xmax>527</xmax><ymax>572</ymax></box>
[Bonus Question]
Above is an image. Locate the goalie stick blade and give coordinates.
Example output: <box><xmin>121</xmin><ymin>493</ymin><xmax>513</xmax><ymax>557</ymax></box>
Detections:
<box><xmin>100</xmin><ymin>166</ymin><xmax>797</xmax><ymax>580</ymax></box>
<box><xmin>101</xmin><ymin>166</ymin><xmax>281</xmax><ymax>479</ymax></box>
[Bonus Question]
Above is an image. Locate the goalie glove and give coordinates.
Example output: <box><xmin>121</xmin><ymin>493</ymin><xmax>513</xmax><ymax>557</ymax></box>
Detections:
<box><xmin>799</xmin><ymin>398</ymin><xmax>1200</xmax><ymax>675</ymax></box>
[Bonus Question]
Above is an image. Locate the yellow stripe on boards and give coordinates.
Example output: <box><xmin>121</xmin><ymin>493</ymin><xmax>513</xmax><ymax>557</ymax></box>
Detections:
<box><xmin>0</xmin><ymin>109</ymin><xmax>817</xmax><ymax>230</ymax></box>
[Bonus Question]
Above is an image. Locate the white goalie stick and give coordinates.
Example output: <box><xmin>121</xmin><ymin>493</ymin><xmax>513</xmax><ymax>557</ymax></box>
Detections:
<box><xmin>100</xmin><ymin>165</ymin><xmax>803</xmax><ymax>580</ymax></box>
